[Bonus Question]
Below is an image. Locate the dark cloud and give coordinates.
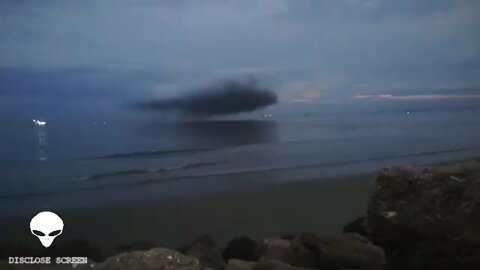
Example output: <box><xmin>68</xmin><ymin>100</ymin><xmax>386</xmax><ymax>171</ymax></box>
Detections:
<box><xmin>137</xmin><ymin>80</ymin><xmax>278</xmax><ymax>116</ymax></box>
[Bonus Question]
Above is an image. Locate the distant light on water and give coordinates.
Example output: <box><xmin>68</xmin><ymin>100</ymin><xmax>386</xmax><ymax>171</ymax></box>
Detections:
<box><xmin>33</xmin><ymin>119</ymin><xmax>47</xmax><ymax>126</ymax></box>
<box><xmin>32</xmin><ymin>119</ymin><xmax>47</xmax><ymax>161</ymax></box>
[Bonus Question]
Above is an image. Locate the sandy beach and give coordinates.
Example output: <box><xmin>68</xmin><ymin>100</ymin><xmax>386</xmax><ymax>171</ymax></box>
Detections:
<box><xmin>0</xmin><ymin>172</ymin><xmax>375</xmax><ymax>258</ymax></box>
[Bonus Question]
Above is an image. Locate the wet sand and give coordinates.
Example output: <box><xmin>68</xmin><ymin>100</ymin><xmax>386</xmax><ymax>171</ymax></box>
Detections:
<box><xmin>0</xmin><ymin>172</ymin><xmax>375</xmax><ymax>258</ymax></box>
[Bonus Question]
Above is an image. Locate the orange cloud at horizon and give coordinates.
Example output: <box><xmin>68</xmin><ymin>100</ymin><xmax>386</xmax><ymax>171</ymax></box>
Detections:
<box><xmin>355</xmin><ymin>94</ymin><xmax>480</xmax><ymax>100</ymax></box>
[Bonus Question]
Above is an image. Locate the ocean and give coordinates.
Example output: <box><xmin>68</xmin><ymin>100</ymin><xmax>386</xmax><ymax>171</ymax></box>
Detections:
<box><xmin>1</xmin><ymin>83</ymin><xmax>480</xmax><ymax>216</ymax></box>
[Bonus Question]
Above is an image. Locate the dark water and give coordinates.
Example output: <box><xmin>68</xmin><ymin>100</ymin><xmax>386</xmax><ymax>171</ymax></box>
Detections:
<box><xmin>1</xmin><ymin>83</ymin><xmax>480</xmax><ymax>215</ymax></box>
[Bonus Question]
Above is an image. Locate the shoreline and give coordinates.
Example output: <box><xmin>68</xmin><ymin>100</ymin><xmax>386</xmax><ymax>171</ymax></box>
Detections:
<box><xmin>2</xmin><ymin>149</ymin><xmax>478</xmax><ymax>220</ymax></box>
<box><xmin>2</xmin><ymin>158</ymin><xmax>479</xmax><ymax>269</ymax></box>
<box><xmin>0</xmin><ymin>172</ymin><xmax>376</xmax><ymax>259</ymax></box>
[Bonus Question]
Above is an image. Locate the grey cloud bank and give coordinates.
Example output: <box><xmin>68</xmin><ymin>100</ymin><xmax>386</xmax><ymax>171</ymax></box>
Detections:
<box><xmin>0</xmin><ymin>0</ymin><xmax>479</xmax><ymax>99</ymax></box>
<box><xmin>137</xmin><ymin>79</ymin><xmax>278</xmax><ymax>116</ymax></box>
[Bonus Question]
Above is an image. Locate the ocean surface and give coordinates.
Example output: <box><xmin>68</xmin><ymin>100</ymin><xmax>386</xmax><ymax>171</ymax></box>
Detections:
<box><xmin>1</xmin><ymin>89</ymin><xmax>480</xmax><ymax>216</ymax></box>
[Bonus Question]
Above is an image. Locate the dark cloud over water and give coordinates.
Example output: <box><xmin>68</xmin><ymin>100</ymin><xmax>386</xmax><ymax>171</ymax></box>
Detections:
<box><xmin>137</xmin><ymin>80</ymin><xmax>278</xmax><ymax>116</ymax></box>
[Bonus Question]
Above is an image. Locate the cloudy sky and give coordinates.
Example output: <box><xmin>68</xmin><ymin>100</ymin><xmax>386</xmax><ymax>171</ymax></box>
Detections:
<box><xmin>0</xmin><ymin>0</ymin><xmax>479</xmax><ymax>100</ymax></box>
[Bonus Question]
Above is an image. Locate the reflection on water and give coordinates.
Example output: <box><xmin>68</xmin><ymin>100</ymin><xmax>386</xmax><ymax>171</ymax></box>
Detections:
<box><xmin>140</xmin><ymin>120</ymin><xmax>279</xmax><ymax>148</ymax></box>
<box><xmin>36</xmin><ymin>126</ymin><xmax>47</xmax><ymax>161</ymax></box>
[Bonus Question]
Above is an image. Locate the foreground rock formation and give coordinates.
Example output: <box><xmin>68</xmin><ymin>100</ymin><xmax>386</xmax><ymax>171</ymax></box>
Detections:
<box><xmin>287</xmin><ymin>232</ymin><xmax>385</xmax><ymax>270</ymax></box>
<box><xmin>1</xmin><ymin>248</ymin><xmax>200</xmax><ymax>270</ymax></box>
<box><xmin>226</xmin><ymin>259</ymin><xmax>313</xmax><ymax>270</ymax></box>
<box><xmin>364</xmin><ymin>161</ymin><xmax>480</xmax><ymax>269</ymax></box>
<box><xmin>101</xmin><ymin>247</ymin><xmax>201</xmax><ymax>270</ymax></box>
<box><xmin>0</xmin><ymin>233</ymin><xmax>385</xmax><ymax>270</ymax></box>
<box><xmin>185</xmin><ymin>235</ymin><xmax>225</xmax><ymax>270</ymax></box>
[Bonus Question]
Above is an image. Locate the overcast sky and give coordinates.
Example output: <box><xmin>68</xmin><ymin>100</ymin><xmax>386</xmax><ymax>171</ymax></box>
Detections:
<box><xmin>0</xmin><ymin>0</ymin><xmax>479</xmax><ymax>100</ymax></box>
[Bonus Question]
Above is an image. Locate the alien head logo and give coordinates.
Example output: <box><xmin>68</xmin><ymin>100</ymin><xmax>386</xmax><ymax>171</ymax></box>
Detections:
<box><xmin>30</xmin><ymin>211</ymin><xmax>64</xmax><ymax>248</ymax></box>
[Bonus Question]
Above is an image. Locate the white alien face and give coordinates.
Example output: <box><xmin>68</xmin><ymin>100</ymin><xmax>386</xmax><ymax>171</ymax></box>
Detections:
<box><xmin>30</xmin><ymin>211</ymin><xmax>64</xmax><ymax>248</ymax></box>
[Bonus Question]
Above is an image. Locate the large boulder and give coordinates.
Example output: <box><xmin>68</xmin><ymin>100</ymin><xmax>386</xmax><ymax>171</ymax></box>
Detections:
<box><xmin>284</xmin><ymin>236</ymin><xmax>316</xmax><ymax>269</ymax></box>
<box><xmin>343</xmin><ymin>217</ymin><xmax>367</xmax><ymax>237</ymax></box>
<box><xmin>186</xmin><ymin>235</ymin><xmax>225</xmax><ymax>270</ymax></box>
<box><xmin>226</xmin><ymin>259</ymin><xmax>256</xmax><ymax>270</ymax></box>
<box><xmin>0</xmin><ymin>260</ymin><xmax>97</xmax><ymax>270</ymax></box>
<box><xmin>255</xmin><ymin>238</ymin><xmax>291</xmax><ymax>263</ymax></box>
<box><xmin>223</xmin><ymin>236</ymin><xmax>258</xmax><ymax>262</ymax></box>
<box><xmin>287</xmin><ymin>232</ymin><xmax>385</xmax><ymax>270</ymax></box>
<box><xmin>254</xmin><ymin>260</ymin><xmax>314</xmax><ymax>270</ymax></box>
<box><xmin>1</xmin><ymin>248</ymin><xmax>198</xmax><ymax>270</ymax></box>
<box><xmin>365</xmin><ymin>161</ymin><xmax>480</xmax><ymax>269</ymax></box>
<box><xmin>100</xmin><ymin>247</ymin><xmax>200</xmax><ymax>270</ymax></box>
<box><xmin>226</xmin><ymin>259</ymin><xmax>313</xmax><ymax>270</ymax></box>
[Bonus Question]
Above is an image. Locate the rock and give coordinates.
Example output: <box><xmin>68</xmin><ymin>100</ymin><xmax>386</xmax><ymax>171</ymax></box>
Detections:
<box><xmin>0</xmin><ymin>260</ymin><xmax>97</xmax><ymax>270</ymax></box>
<box><xmin>226</xmin><ymin>260</ymin><xmax>313</xmax><ymax>270</ymax></box>
<box><xmin>343</xmin><ymin>217</ymin><xmax>367</xmax><ymax>236</ymax></box>
<box><xmin>223</xmin><ymin>236</ymin><xmax>258</xmax><ymax>262</ymax></box>
<box><xmin>255</xmin><ymin>238</ymin><xmax>291</xmax><ymax>262</ymax></box>
<box><xmin>226</xmin><ymin>259</ymin><xmax>256</xmax><ymax>270</ymax></box>
<box><xmin>1</xmin><ymin>248</ymin><xmax>198</xmax><ymax>270</ymax></box>
<box><xmin>254</xmin><ymin>260</ymin><xmax>313</xmax><ymax>270</ymax></box>
<box><xmin>186</xmin><ymin>234</ymin><xmax>225</xmax><ymax>270</ymax></box>
<box><xmin>284</xmin><ymin>236</ymin><xmax>317</xmax><ymax>269</ymax></box>
<box><xmin>100</xmin><ymin>247</ymin><xmax>200</xmax><ymax>270</ymax></box>
<box><xmin>342</xmin><ymin>232</ymin><xmax>373</xmax><ymax>245</ymax></box>
<box><xmin>365</xmin><ymin>162</ymin><xmax>480</xmax><ymax>269</ymax></box>
<box><xmin>288</xmin><ymin>231</ymin><xmax>385</xmax><ymax>270</ymax></box>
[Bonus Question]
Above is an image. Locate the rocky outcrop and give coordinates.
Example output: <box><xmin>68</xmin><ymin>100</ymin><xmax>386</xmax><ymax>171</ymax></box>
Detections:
<box><xmin>223</xmin><ymin>236</ymin><xmax>258</xmax><ymax>262</ymax></box>
<box><xmin>0</xmin><ymin>234</ymin><xmax>384</xmax><ymax>270</ymax></box>
<box><xmin>0</xmin><ymin>260</ymin><xmax>97</xmax><ymax>270</ymax></box>
<box><xmin>226</xmin><ymin>259</ymin><xmax>256</xmax><ymax>270</ymax></box>
<box><xmin>255</xmin><ymin>238</ymin><xmax>291</xmax><ymax>262</ymax></box>
<box><xmin>253</xmin><ymin>260</ymin><xmax>314</xmax><ymax>270</ymax></box>
<box><xmin>343</xmin><ymin>217</ymin><xmax>367</xmax><ymax>236</ymax></box>
<box><xmin>287</xmin><ymin>232</ymin><xmax>385</xmax><ymax>270</ymax></box>
<box><xmin>365</xmin><ymin>161</ymin><xmax>480</xmax><ymax>269</ymax></box>
<box><xmin>100</xmin><ymin>247</ymin><xmax>200</xmax><ymax>270</ymax></box>
<box><xmin>186</xmin><ymin>234</ymin><xmax>225</xmax><ymax>270</ymax></box>
<box><xmin>226</xmin><ymin>259</ymin><xmax>313</xmax><ymax>270</ymax></box>
<box><xmin>1</xmin><ymin>248</ymin><xmax>198</xmax><ymax>270</ymax></box>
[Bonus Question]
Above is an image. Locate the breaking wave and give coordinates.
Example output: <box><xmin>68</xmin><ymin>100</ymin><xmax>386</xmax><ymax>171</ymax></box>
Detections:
<box><xmin>1</xmin><ymin>146</ymin><xmax>480</xmax><ymax>200</ymax></box>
